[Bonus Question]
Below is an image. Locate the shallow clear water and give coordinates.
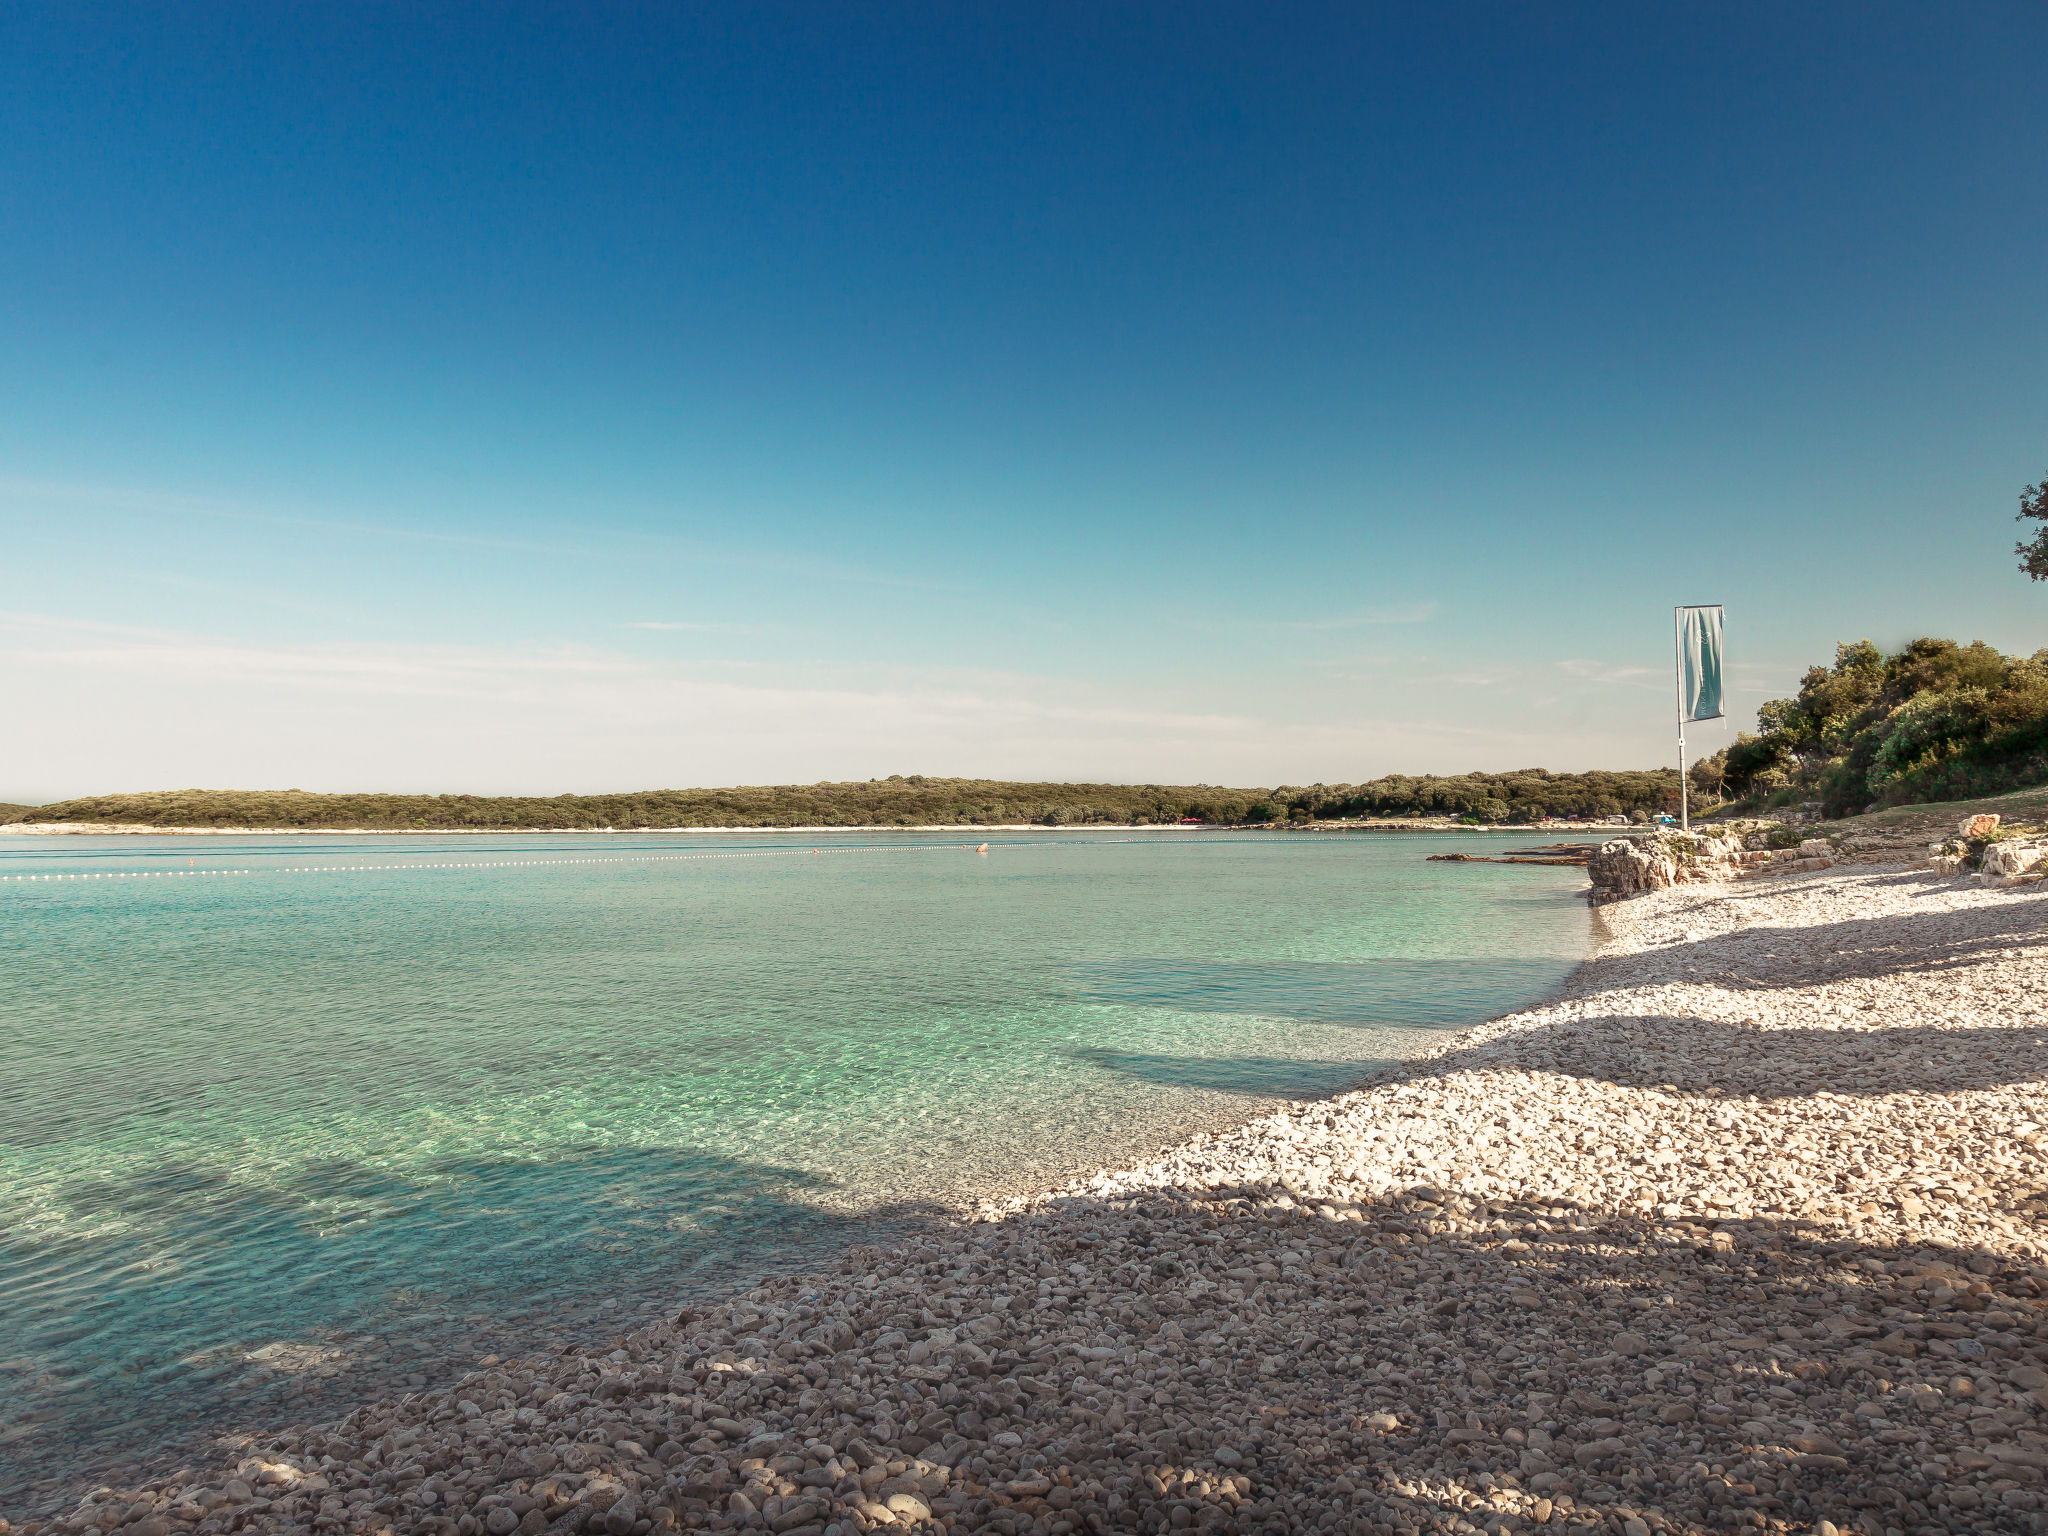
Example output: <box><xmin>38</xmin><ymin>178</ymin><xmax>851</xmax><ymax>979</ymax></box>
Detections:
<box><xmin>0</xmin><ymin>829</ymin><xmax>1586</xmax><ymax>1502</ymax></box>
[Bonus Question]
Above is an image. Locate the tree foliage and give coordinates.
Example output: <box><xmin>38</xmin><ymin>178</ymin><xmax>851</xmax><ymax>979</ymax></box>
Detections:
<box><xmin>1712</xmin><ymin>636</ymin><xmax>2048</xmax><ymax>816</ymax></box>
<box><xmin>2017</xmin><ymin>474</ymin><xmax>2048</xmax><ymax>581</ymax></box>
<box><xmin>2</xmin><ymin>769</ymin><xmax>1692</xmax><ymax>830</ymax></box>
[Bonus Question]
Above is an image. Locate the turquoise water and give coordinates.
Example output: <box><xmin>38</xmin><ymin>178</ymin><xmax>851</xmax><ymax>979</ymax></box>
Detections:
<box><xmin>0</xmin><ymin>830</ymin><xmax>1587</xmax><ymax>1504</ymax></box>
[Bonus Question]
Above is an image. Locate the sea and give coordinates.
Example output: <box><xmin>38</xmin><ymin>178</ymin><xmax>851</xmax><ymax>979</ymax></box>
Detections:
<box><xmin>0</xmin><ymin>829</ymin><xmax>1588</xmax><ymax>1506</ymax></box>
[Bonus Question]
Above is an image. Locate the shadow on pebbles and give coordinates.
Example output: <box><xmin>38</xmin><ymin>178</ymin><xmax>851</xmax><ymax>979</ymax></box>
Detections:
<box><xmin>13</xmin><ymin>863</ymin><xmax>2048</xmax><ymax>1536</ymax></box>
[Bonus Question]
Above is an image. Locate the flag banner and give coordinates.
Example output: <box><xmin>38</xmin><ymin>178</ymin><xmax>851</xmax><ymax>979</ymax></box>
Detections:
<box><xmin>1677</xmin><ymin>604</ymin><xmax>1725</xmax><ymax>723</ymax></box>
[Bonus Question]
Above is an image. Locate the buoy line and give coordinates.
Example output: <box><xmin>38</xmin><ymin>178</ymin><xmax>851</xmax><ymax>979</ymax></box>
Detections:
<box><xmin>0</xmin><ymin>834</ymin><xmax>1332</xmax><ymax>885</ymax></box>
<box><xmin>268</xmin><ymin>845</ymin><xmax>966</xmax><ymax>872</ymax></box>
<box><xmin>0</xmin><ymin>870</ymin><xmax>257</xmax><ymax>881</ymax></box>
<box><xmin>0</xmin><ymin>843</ymin><xmax>961</xmax><ymax>883</ymax></box>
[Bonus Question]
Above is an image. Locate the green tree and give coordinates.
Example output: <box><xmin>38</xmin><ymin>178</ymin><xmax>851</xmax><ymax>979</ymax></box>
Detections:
<box><xmin>2019</xmin><ymin>475</ymin><xmax>2048</xmax><ymax>580</ymax></box>
<box><xmin>1687</xmin><ymin>749</ymin><xmax>1728</xmax><ymax>801</ymax></box>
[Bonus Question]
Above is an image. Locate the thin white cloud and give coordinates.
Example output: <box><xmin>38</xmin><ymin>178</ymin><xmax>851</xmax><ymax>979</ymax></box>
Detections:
<box><xmin>1282</xmin><ymin>601</ymin><xmax>1440</xmax><ymax>630</ymax></box>
<box><xmin>1172</xmin><ymin>601</ymin><xmax>1440</xmax><ymax>636</ymax></box>
<box><xmin>0</xmin><ymin>477</ymin><xmax>964</xmax><ymax>596</ymax></box>
<box><xmin>624</xmin><ymin>621</ymin><xmax>762</xmax><ymax>633</ymax></box>
<box><xmin>1556</xmin><ymin>658</ymin><xmax>1662</xmax><ymax>688</ymax></box>
<box><xmin>1321</xmin><ymin>661</ymin><xmax>1514</xmax><ymax>688</ymax></box>
<box><xmin>0</xmin><ymin>477</ymin><xmax>575</xmax><ymax>558</ymax></box>
<box><xmin>0</xmin><ymin>615</ymin><xmax>1252</xmax><ymax>794</ymax></box>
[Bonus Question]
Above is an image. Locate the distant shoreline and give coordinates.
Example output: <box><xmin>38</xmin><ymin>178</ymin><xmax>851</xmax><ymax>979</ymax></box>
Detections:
<box><xmin>0</xmin><ymin>820</ymin><xmax>1629</xmax><ymax>837</ymax></box>
<box><xmin>0</xmin><ymin>771</ymin><xmax>1696</xmax><ymax>838</ymax></box>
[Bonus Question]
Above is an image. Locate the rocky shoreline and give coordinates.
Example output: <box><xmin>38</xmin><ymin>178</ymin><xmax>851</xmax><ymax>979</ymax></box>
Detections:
<box><xmin>11</xmin><ymin>858</ymin><xmax>2048</xmax><ymax>1536</ymax></box>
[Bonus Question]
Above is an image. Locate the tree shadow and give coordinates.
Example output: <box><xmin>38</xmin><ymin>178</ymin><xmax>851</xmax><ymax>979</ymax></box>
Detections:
<box><xmin>1071</xmin><ymin>1047</ymin><xmax>1384</xmax><ymax>1099</ymax></box>
<box><xmin>1289</xmin><ymin>883</ymin><xmax>2048</xmax><ymax>1104</ymax></box>
<box><xmin>0</xmin><ymin>1144</ymin><xmax>948</xmax><ymax>1510</ymax></box>
<box><xmin>1078</xmin><ymin>1006</ymin><xmax>2048</xmax><ymax>1107</ymax></box>
<box><xmin>1201</xmin><ymin>1193</ymin><xmax>2048</xmax><ymax>1536</ymax></box>
<box><xmin>170</xmin><ymin>1181</ymin><xmax>2042</xmax><ymax>1536</ymax></box>
<box><xmin>1577</xmin><ymin>886</ymin><xmax>2048</xmax><ymax>991</ymax></box>
<box><xmin>916</xmin><ymin>1191</ymin><xmax>2047</xmax><ymax>1536</ymax></box>
<box><xmin>20</xmin><ymin>1154</ymin><xmax>2048</xmax><ymax>1536</ymax></box>
<box><xmin>1396</xmin><ymin>1015</ymin><xmax>2048</xmax><ymax>1101</ymax></box>
<box><xmin>1063</xmin><ymin>958</ymin><xmax>1580</xmax><ymax>1030</ymax></box>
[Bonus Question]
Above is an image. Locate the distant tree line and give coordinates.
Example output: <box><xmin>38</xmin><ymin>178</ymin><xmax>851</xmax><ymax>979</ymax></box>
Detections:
<box><xmin>0</xmin><ymin>769</ymin><xmax>1689</xmax><ymax>830</ymax></box>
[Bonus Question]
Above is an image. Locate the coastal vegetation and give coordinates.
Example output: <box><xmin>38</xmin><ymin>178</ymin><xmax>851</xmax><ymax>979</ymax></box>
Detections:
<box><xmin>0</xmin><ymin>770</ymin><xmax>1688</xmax><ymax>830</ymax></box>
<box><xmin>2012</xmin><ymin>471</ymin><xmax>2048</xmax><ymax>580</ymax></box>
<box><xmin>1701</xmin><ymin>635</ymin><xmax>2048</xmax><ymax>818</ymax></box>
<box><xmin>1255</xmin><ymin>769</ymin><xmax>1681</xmax><ymax>824</ymax></box>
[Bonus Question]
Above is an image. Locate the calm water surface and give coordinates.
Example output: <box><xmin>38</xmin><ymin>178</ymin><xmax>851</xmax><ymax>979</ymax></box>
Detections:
<box><xmin>0</xmin><ymin>830</ymin><xmax>1587</xmax><ymax>1503</ymax></box>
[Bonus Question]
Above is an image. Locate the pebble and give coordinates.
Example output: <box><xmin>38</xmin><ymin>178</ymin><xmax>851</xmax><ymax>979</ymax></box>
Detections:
<box><xmin>11</xmin><ymin>861</ymin><xmax>2048</xmax><ymax>1536</ymax></box>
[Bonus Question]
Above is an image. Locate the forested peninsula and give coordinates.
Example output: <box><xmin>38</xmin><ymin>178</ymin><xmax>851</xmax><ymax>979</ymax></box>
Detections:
<box><xmin>0</xmin><ymin>770</ymin><xmax>1686</xmax><ymax>831</ymax></box>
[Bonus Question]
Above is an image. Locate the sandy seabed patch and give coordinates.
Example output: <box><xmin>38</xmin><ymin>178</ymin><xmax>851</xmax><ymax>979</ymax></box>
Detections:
<box><xmin>13</xmin><ymin>861</ymin><xmax>2048</xmax><ymax>1536</ymax></box>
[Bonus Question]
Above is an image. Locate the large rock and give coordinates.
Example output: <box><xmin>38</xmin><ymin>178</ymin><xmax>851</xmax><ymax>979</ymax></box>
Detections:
<box><xmin>1960</xmin><ymin>813</ymin><xmax>2001</xmax><ymax>838</ymax></box>
<box><xmin>1982</xmin><ymin>841</ymin><xmax>2027</xmax><ymax>876</ymax></box>
<box><xmin>1980</xmin><ymin>840</ymin><xmax>2047</xmax><ymax>880</ymax></box>
<box><xmin>1586</xmin><ymin>830</ymin><xmax>1751</xmax><ymax>904</ymax></box>
<box><xmin>1587</xmin><ymin>839</ymin><xmax>1676</xmax><ymax>904</ymax></box>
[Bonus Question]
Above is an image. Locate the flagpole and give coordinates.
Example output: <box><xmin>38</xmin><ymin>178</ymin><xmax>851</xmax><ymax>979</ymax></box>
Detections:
<box><xmin>1674</xmin><ymin>606</ymin><xmax>1688</xmax><ymax>833</ymax></box>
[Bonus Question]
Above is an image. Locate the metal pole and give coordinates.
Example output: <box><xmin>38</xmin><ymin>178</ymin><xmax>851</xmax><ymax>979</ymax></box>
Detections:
<box><xmin>1675</xmin><ymin>606</ymin><xmax>1689</xmax><ymax>833</ymax></box>
<box><xmin>1680</xmin><ymin>723</ymin><xmax>1688</xmax><ymax>831</ymax></box>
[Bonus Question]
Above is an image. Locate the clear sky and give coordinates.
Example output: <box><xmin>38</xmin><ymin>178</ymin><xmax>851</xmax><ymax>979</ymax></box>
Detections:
<box><xmin>2</xmin><ymin>4</ymin><xmax>2043</xmax><ymax>800</ymax></box>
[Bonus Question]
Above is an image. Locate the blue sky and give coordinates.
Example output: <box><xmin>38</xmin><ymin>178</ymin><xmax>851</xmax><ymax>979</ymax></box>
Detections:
<box><xmin>2</xmin><ymin>4</ymin><xmax>2043</xmax><ymax>798</ymax></box>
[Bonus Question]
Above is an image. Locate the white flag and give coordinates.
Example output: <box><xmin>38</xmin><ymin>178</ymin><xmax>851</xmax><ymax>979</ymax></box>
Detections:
<box><xmin>1677</xmin><ymin>605</ymin><xmax>1724</xmax><ymax>723</ymax></box>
